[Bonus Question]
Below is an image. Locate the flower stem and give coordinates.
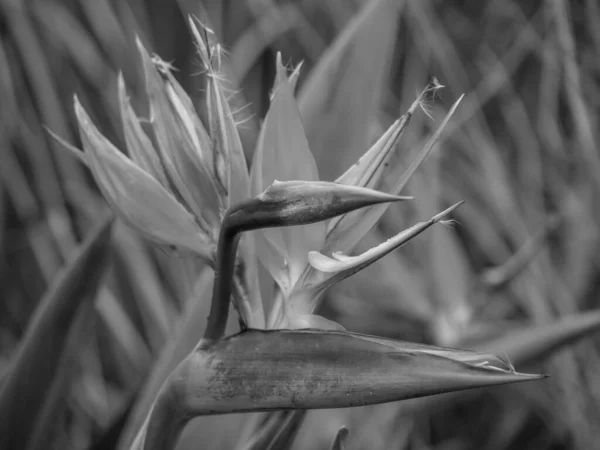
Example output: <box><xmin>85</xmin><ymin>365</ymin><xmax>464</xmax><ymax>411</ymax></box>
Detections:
<box><xmin>200</xmin><ymin>199</ymin><xmax>262</xmax><ymax>347</ymax></box>
<box><xmin>201</xmin><ymin>224</ymin><xmax>239</xmax><ymax>347</ymax></box>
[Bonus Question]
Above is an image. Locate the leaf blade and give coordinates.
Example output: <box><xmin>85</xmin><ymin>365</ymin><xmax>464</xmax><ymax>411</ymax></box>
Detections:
<box><xmin>0</xmin><ymin>216</ymin><xmax>113</xmax><ymax>450</ymax></box>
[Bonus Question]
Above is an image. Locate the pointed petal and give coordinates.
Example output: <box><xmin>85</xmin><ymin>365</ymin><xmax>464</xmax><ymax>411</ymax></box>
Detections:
<box><xmin>252</xmin><ymin>53</ymin><xmax>324</xmax><ymax>285</ymax></box>
<box><xmin>334</xmin><ymin>83</ymin><xmax>433</xmax><ymax>189</ymax></box>
<box><xmin>287</xmin><ymin>61</ymin><xmax>303</xmax><ymax>93</ymax></box>
<box><xmin>118</xmin><ymin>73</ymin><xmax>168</xmax><ymax>187</ymax></box>
<box><xmin>162</xmin><ymin>65</ymin><xmax>215</xmax><ymax>178</ymax></box>
<box><xmin>325</xmin><ymin>95</ymin><xmax>464</xmax><ymax>254</ymax></box>
<box><xmin>136</xmin><ymin>38</ymin><xmax>222</xmax><ymax>234</ymax></box>
<box><xmin>189</xmin><ymin>18</ymin><xmax>250</xmax><ymax>208</ymax></box>
<box><xmin>309</xmin><ymin>203</ymin><xmax>463</xmax><ymax>295</ymax></box>
<box><xmin>256</xmin><ymin>53</ymin><xmax>319</xmax><ymax>187</ymax></box>
<box><xmin>334</xmin><ymin>118</ymin><xmax>403</xmax><ymax>187</ymax></box>
<box><xmin>74</xmin><ymin>96</ymin><xmax>213</xmax><ymax>259</ymax></box>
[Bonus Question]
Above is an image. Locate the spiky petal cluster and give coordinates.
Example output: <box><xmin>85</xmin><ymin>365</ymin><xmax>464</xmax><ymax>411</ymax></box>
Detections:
<box><xmin>250</xmin><ymin>54</ymin><xmax>465</xmax><ymax>329</ymax></box>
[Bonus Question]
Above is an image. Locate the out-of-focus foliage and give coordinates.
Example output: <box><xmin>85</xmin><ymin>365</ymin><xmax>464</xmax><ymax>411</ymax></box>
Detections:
<box><xmin>1</xmin><ymin>1</ymin><xmax>600</xmax><ymax>450</ymax></box>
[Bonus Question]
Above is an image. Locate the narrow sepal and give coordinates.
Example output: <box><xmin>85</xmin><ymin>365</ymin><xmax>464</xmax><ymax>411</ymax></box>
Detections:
<box><xmin>308</xmin><ymin>202</ymin><xmax>463</xmax><ymax>295</ymax></box>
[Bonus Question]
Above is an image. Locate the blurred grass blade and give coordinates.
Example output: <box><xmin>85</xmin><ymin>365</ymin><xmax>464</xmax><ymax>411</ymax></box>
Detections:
<box><xmin>308</xmin><ymin>202</ymin><xmax>463</xmax><ymax>295</ymax></box>
<box><xmin>325</xmin><ymin>95</ymin><xmax>464</xmax><ymax>254</ymax></box>
<box><xmin>479</xmin><ymin>310</ymin><xmax>600</xmax><ymax>366</ymax></box>
<box><xmin>74</xmin><ymin>96</ymin><xmax>213</xmax><ymax>259</ymax></box>
<box><xmin>0</xmin><ymin>216</ymin><xmax>113</xmax><ymax>450</ymax></box>
<box><xmin>298</xmin><ymin>0</ymin><xmax>401</xmax><ymax>181</ymax></box>
<box><xmin>91</xmin><ymin>392</ymin><xmax>138</xmax><ymax>450</ymax></box>
<box><xmin>118</xmin><ymin>269</ymin><xmax>214</xmax><ymax>450</ymax></box>
<box><xmin>251</xmin><ymin>53</ymin><xmax>323</xmax><ymax>286</ymax></box>
<box><xmin>25</xmin><ymin>305</ymin><xmax>97</xmax><ymax>450</ymax></box>
<box><xmin>46</xmin><ymin>127</ymin><xmax>89</xmax><ymax>166</ymax></box>
<box><xmin>329</xmin><ymin>426</ymin><xmax>349</xmax><ymax>450</ymax></box>
<box><xmin>236</xmin><ymin>410</ymin><xmax>307</xmax><ymax>450</ymax></box>
<box><xmin>480</xmin><ymin>215</ymin><xmax>560</xmax><ymax>290</ymax></box>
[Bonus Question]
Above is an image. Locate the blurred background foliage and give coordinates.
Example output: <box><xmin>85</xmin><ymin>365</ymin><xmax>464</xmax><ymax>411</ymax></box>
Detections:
<box><xmin>1</xmin><ymin>0</ymin><xmax>600</xmax><ymax>449</ymax></box>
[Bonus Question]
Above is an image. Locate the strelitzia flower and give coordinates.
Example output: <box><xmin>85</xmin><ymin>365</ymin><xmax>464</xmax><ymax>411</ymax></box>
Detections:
<box><xmin>64</xmin><ymin>19</ymin><xmax>542</xmax><ymax>450</ymax></box>
<box><xmin>251</xmin><ymin>53</ymin><xmax>464</xmax><ymax>330</ymax></box>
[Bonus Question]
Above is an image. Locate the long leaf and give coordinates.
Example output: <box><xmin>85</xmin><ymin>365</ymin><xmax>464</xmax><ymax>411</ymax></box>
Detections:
<box><xmin>0</xmin><ymin>215</ymin><xmax>113</xmax><ymax>450</ymax></box>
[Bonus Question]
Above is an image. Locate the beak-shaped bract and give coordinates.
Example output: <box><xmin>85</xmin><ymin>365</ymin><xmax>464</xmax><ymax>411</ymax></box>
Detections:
<box><xmin>172</xmin><ymin>329</ymin><xmax>544</xmax><ymax>414</ymax></box>
<box><xmin>226</xmin><ymin>180</ymin><xmax>411</xmax><ymax>232</ymax></box>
